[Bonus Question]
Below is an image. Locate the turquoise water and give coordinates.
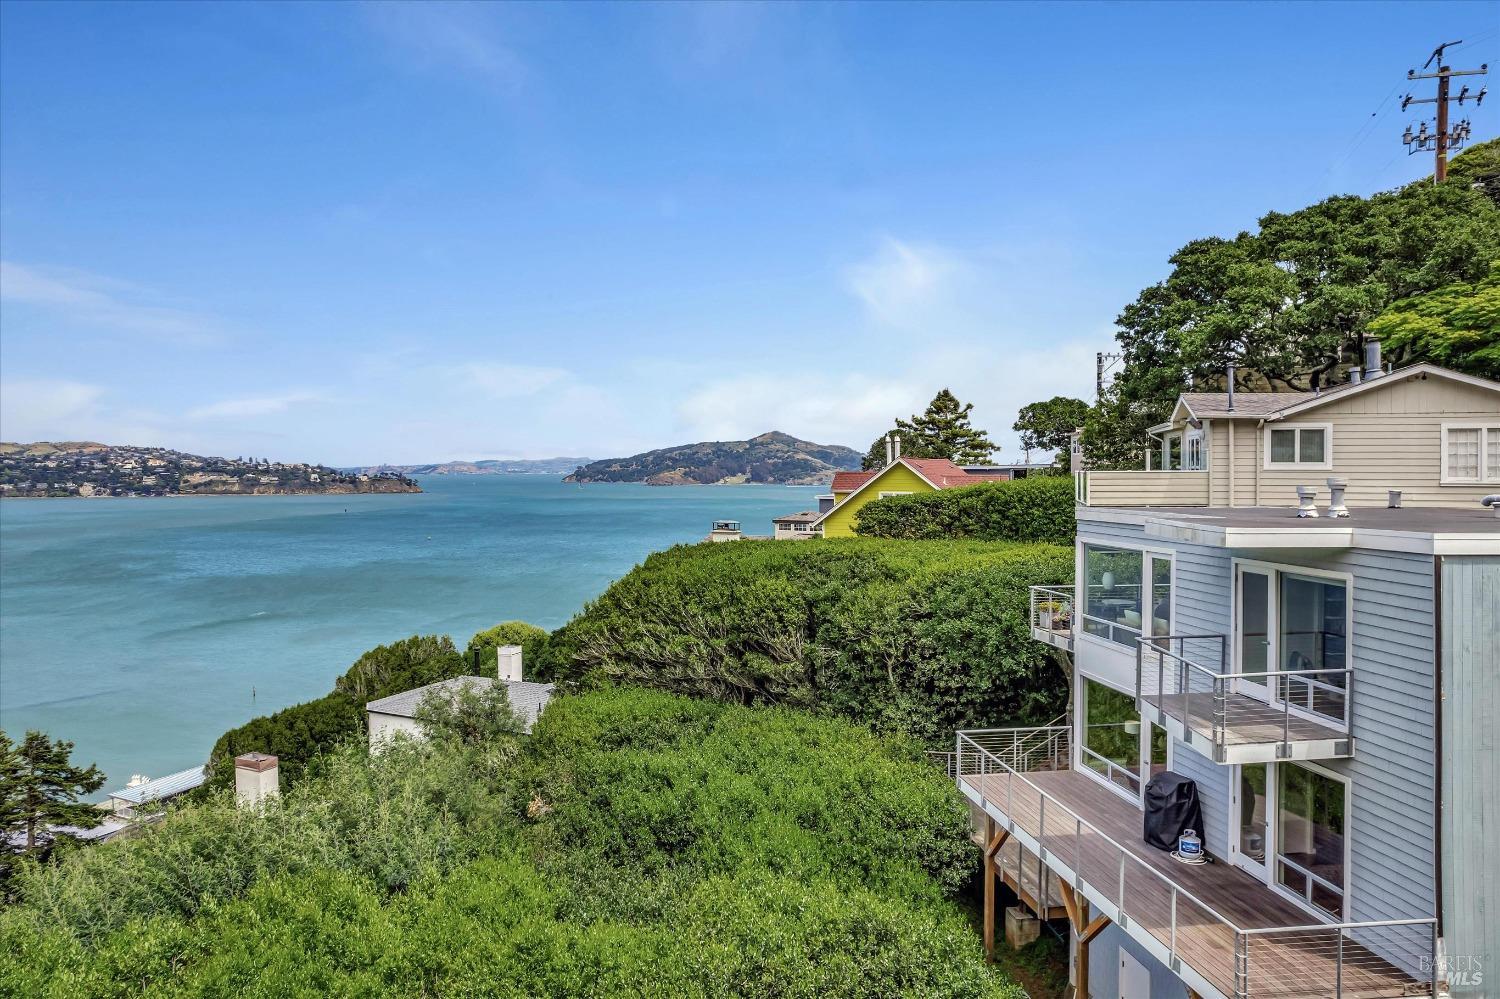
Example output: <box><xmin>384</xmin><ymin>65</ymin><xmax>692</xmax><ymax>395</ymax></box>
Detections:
<box><xmin>0</xmin><ymin>476</ymin><xmax>820</xmax><ymax>792</ymax></box>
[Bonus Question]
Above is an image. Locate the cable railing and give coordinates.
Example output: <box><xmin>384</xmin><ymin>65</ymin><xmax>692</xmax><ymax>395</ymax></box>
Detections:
<box><xmin>1028</xmin><ymin>585</ymin><xmax>1075</xmax><ymax>646</ymax></box>
<box><xmin>1136</xmin><ymin>635</ymin><xmax>1353</xmax><ymax>760</ymax></box>
<box><xmin>954</xmin><ymin>729</ymin><xmax>1435</xmax><ymax>998</ymax></box>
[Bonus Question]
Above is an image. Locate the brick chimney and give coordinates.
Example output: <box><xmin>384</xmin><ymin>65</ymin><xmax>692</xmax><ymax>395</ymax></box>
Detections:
<box><xmin>234</xmin><ymin>753</ymin><xmax>280</xmax><ymax>807</ymax></box>
<box><xmin>497</xmin><ymin>644</ymin><xmax>523</xmax><ymax>683</ymax></box>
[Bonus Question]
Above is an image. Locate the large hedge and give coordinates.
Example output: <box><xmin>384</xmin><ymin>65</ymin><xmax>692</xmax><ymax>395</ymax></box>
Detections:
<box><xmin>1</xmin><ymin>688</ymin><xmax>1026</xmax><ymax>998</ymax></box>
<box><xmin>538</xmin><ymin>539</ymin><xmax>1074</xmax><ymax>743</ymax></box>
<box><xmin>852</xmin><ymin>475</ymin><xmax>1075</xmax><ymax>543</ymax></box>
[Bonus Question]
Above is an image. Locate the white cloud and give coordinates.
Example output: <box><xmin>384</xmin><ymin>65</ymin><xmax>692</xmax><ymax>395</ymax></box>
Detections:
<box><xmin>187</xmin><ymin>391</ymin><xmax>327</xmax><ymax>421</ymax></box>
<box><xmin>676</xmin><ymin>372</ymin><xmax>926</xmax><ymax>447</ymax></box>
<box><xmin>362</xmin><ymin>2</ymin><xmax>528</xmax><ymax>94</ymax></box>
<box><xmin>0</xmin><ymin>261</ymin><xmax>223</xmax><ymax>346</ymax></box>
<box><xmin>0</xmin><ymin>379</ymin><xmax>106</xmax><ymax>442</ymax></box>
<box><xmin>844</xmin><ymin>237</ymin><xmax>964</xmax><ymax>326</ymax></box>
<box><xmin>446</xmin><ymin>362</ymin><xmax>570</xmax><ymax>397</ymax></box>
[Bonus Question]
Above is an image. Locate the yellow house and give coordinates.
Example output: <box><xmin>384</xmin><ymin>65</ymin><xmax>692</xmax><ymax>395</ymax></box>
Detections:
<box><xmin>813</xmin><ymin>456</ymin><xmax>978</xmax><ymax>537</ymax></box>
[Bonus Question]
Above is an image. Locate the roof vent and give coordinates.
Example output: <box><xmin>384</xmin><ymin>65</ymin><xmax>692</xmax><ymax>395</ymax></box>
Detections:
<box><xmin>1226</xmin><ymin>364</ymin><xmax>1235</xmax><ymax>412</ymax></box>
<box><xmin>1363</xmin><ymin>338</ymin><xmax>1384</xmax><ymax>381</ymax></box>
<box><xmin>1325</xmin><ymin>477</ymin><xmax>1350</xmax><ymax>518</ymax></box>
<box><xmin>1296</xmin><ymin>486</ymin><xmax>1319</xmax><ymax>518</ymax></box>
<box><xmin>1483</xmin><ymin>495</ymin><xmax>1500</xmax><ymax>518</ymax></box>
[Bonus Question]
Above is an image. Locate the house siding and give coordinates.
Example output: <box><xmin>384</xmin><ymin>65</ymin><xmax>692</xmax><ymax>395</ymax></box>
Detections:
<box><xmin>1439</xmin><ymin>555</ymin><xmax>1500</xmax><ymax>994</ymax></box>
<box><xmin>818</xmin><ymin>463</ymin><xmax>937</xmax><ymax>537</ymax></box>
<box><xmin>1204</xmin><ymin>373</ymin><xmax>1500</xmax><ymax>508</ymax></box>
<box><xmin>1074</xmin><ymin>512</ymin><xmax>1438</xmax><ymax>935</ymax></box>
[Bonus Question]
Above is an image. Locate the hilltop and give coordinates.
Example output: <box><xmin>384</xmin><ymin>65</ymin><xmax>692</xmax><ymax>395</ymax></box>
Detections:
<box><xmin>563</xmin><ymin>431</ymin><xmax>862</xmax><ymax>485</ymax></box>
<box><xmin>0</xmin><ymin>442</ymin><xmax>420</xmax><ymax>497</ymax></box>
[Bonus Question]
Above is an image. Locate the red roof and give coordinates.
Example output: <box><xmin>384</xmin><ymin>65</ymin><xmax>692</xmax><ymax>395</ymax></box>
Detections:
<box><xmin>831</xmin><ymin>458</ymin><xmax>974</xmax><ymax>494</ymax></box>
<box><xmin>831</xmin><ymin>470</ymin><xmax>878</xmax><ymax>492</ymax></box>
<box><xmin>901</xmin><ymin>457</ymin><xmax>976</xmax><ymax>489</ymax></box>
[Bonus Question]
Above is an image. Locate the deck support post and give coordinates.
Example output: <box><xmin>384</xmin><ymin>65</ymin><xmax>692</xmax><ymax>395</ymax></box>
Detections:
<box><xmin>981</xmin><ymin>819</ymin><xmax>1010</xmax><ymax>962</ymax></box>
<box><xmin>1058</xmin><ymin>881</ymin><xmax>1110</xmax><ymax>999</ymax></box>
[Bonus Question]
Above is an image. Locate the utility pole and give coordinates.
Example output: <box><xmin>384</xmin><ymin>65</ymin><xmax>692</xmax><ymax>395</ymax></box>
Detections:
<box><xmin>1401</xmin><ymin>40</ymin><xmax>1487</xmax><ymax>182</ymax></box>
<box><xmin>1095</xmin><ymin>351</ymin><xmax>1123</xmax><ymax>400</ymax></box>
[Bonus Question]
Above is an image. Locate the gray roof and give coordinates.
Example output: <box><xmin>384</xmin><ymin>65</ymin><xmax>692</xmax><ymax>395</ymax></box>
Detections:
<box><xmin>773</xmin><ymin>510</ymin><xmax>820</xmax><ymax>523</ymax></box>
<box><xmin>108</xmin><ymin>766</ymin><xmax>207</xmax><ymax>806</ymax></box>
<box><xmin>366</xmin><ymin>676</ymin><xmax>555</xmax><ymax>731</ymax></box>
<box><xmin>1178</xmin><ymin>391</ymin><xmax>1313</xmax><ymax>419</ymax></box>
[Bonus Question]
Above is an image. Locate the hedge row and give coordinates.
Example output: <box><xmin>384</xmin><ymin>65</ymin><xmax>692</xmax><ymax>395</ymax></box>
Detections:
<box><xmin>851</xmin><ymin>474</ymin><xmax>1075</xmax><ymax>543</ymax></box>
<box><xmin>538</xmin><ymin>538</ymin><xmax>1074</xmax><ymax>744</ymax></box>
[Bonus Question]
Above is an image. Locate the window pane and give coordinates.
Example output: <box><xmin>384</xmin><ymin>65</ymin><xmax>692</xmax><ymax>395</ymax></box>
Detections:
<box><xmin>1150</xmin><ymin>557</ymin><xmax>1172</xmax><ymax>637</ymax></box>
<box><xmin>1448</xmin><ymin>428</ymin><xmax>1481</xmax><ymax>479</ymax></box>
<box><xmin>1239</xmin><ymin>764</ymin><xmax>1268</xmax><ymax>863</ymax></box>
<box><xmin>1297</xmin><ymin>428</ymin><xmax>1326</xmax><ymax>464</ymax></box>
<box><xmin>1149</xmin><ymin>723</ymin><xmax>1169</xmax><ymax>778</ymax></box>
<box><xmin>1487</xmin><ymin>429</ymin><xmax>1499</xmax><ymax>481</ymax></box>
<box><xmin>1277</xmin><ymin>764</ymin><xmax>1346</xmax><ymax>917</ymax></box>
<box><xmin>1239</xmin><ymin>571</ymin><xmax>1270</xmax><ymax>691</ymax></box>
<box><xmin>1083</xmin><ymin>679</ymin><xmax>1140</xmax><ymax>787</ymax></box>
<box><xmin>1279</xmin><ymin>575</ymin><xmax>1347</xmax><ymax>720</ymax></box>
<box><xmin>1270</xmin><ymin>429</ymin><xmax>1296</xmax><ymax>463</ymax></box>
<box><xmin>1082</xmin><ymin>545</ymin><xmax>1143</xmax><ymax>646</ymax></box>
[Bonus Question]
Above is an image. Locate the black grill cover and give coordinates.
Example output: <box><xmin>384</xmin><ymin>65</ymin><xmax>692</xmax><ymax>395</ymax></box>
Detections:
<box><xmin>1142</xmin><ymin>772</ymin><xmax>1203</xmax><ymax>852</ymax></box>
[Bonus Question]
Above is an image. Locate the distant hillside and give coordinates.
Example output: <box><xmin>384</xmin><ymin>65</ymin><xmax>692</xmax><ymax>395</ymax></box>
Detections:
<box><xmin>346</xmin><ymin>456</ymin><xmax>592</xmax><ymax>476</ymax></box>
<box><xmin>564</xmin><ymin>432</ymin><xmax>861</xmax><ymax>485</ymax></box>
<box><xmin>0</xmin><ymin>442</ymin><xmax>420</xmax><ymax>498</ymax></box>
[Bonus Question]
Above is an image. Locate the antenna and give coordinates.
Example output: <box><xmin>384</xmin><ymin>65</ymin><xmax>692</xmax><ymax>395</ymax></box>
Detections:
<box><xmin>1401</xmin><ymin>41</ymin><xmax>1488</xmax><ymax>182</ymax></box>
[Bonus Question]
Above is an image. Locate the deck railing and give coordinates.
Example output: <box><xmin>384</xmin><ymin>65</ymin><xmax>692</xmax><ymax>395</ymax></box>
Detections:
<box><xmin>1028</xmin><ymin>585</ymin><xmax>1076</xmax><ymax>642</ymax></box>
<box><xmin>1074</xmin><ymin>469</ymin><xmax>1210</xmax><ymax>507</ymax></box>
<box><xmin>1136</xmin><ymin>634</ymin><xmax>1353</xmax><ymax>760</ymax></box>
<box><xmin>955</xmin><ymin>729</ymin><xmax>1436</xmax><ymax>998</ymax></box>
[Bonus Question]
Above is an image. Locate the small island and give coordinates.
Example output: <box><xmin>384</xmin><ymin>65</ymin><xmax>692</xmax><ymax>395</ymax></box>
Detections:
<box><xmin>0</xmin><ymin>442</ymin><xmax>421</xmax><ymax>498</ymax></box>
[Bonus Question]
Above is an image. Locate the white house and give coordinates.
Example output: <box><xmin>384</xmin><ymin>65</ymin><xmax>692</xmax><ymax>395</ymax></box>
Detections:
<box><xmin>365</xmin><ymin>644</ymin><xmax>554</xmax><ymax>750</ymax></box>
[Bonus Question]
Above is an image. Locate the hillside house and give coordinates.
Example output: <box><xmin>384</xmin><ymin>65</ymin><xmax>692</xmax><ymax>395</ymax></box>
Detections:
<box><xmin>956</xmin><ymin>360</ymin><xmax>1499</xmax><ymax>998</ymax></box>
<box><xmin>366</xmin><ymin>644</ymin><xmax>554</xmax><ymax>749</ymax></box>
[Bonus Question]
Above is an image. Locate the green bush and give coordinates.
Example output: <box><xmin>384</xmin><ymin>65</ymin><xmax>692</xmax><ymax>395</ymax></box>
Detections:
<box><xmin>540</xmin><ymin>539</ymin><xmax>1074</xmax><ymax>743</ymax></box>
<box><xmin>852</xmin><ymin>475</ymin><xmax>1075</xmax><ymax>543</ymax></box>
<box><xmin>1</xmin><ymin>689</ymin><xmax>1023</xmax><ymax>999</ymax></box>
<box><xmin>466</xmin><ymin>620</ymin><xmax>551</xmax><ymax>673</ymax></box>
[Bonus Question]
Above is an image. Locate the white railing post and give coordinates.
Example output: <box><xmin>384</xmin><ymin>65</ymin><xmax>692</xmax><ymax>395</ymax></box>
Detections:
<box><xmin>1117</xmin><ymin>851</ymin><xmax>1127</xmax><ymax>923</ymax></box>
<box><xmin>1169</xmin><ymin>887</ymin><xmax>1178</xmax><ymax>963</ymax></box>
<box><xmin>1335</xmin><ymin>928</ymin><xmax>1344</xmax><ymax>998</ymax></box>
<box><xmin>1039</xmin><ymin>796</ymin><xmax>1047</xmax><ymax>859</ymax></box>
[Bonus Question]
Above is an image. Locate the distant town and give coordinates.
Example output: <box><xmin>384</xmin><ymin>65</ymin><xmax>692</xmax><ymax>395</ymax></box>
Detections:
<box><xmin>0</xmin><ymin>442</ymin><xmax>421</xmax><ymax>498</ymax></box>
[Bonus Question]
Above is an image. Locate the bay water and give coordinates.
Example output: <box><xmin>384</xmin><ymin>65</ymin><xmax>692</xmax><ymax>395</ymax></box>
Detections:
<box><xmin>0</xmin><ymin>476</ymin><xmax>820</xmax><ymax>792</ymax></box>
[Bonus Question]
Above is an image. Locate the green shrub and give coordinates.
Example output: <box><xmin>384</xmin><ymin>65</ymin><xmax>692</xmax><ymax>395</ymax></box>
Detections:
<box><xmin>540</xmin><ymin>539</ymin><xmax>1074</xmax><ymax>742</ymax></box>
<box><xmin>1</xmin><ymin>689</ymin><xmax>1023</xmax><ymax>999</ymax></box>
<box><xmin>852</xmin><ymin>475</ymin><xmax>1075</xmax><ymax>543</ymax></box>
<box><xmin>466</xmin><ymin>620</ymin><xmax>551</xmax><ymax>673</ymax></box>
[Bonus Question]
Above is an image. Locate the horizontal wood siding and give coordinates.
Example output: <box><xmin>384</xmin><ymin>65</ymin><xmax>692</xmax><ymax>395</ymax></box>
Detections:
<box><xmin>1084</xmin><ymin>470</ymin><xmax>1210</xmax><ymax>506</ymax></box>
<box><xmin>1440</xmin><ymin>555</ymin><xmax>1500</xmax><ymax>993</ymax></box>
<box><xmin>1209</xmin><ymin>373</ymin><xmax>1500</xmax><ymax>508</ymax></box>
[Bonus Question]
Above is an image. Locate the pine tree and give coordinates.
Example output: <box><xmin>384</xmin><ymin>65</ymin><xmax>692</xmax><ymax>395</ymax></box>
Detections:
<box><xmin>0</xmin><ymin>730</ymin><xmax>105</xmax><ymax>854</ymax></box>
<box><xmin>862</xmin><ymin>389</ymin><xmax>997</xmax><ymax>468</ymax></box>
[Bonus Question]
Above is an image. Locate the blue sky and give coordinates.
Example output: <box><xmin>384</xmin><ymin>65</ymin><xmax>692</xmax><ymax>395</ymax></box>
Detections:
<box><xmin>1</xmin><ymin>1</ymin><xmax>1494</xmax><ymax>464</ymax></box>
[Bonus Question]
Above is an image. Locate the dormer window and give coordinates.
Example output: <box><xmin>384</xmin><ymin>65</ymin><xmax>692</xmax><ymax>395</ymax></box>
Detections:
<box><xmin>1264</xmin><ymin>424</ymin><xmax>1332</xmax><ymax>469</ymax></box>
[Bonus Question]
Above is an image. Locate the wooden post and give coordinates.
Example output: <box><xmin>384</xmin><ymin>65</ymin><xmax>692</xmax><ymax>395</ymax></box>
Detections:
<box><xmin>981</xmin><ymin>819</ymin><xmax>1009</xmax><ymax>962</ymax></box>
<box><xmin>1058</xmin><ymin>881</ymin><xmax>1110</xmax><ymax>998</ymax></box>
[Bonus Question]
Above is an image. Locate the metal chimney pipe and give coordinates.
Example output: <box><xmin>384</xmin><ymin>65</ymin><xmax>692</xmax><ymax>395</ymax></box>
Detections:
<box><xmin>1363</xmin><ymin>339</ymin><xmax>1384</xmax><ymax>380</ymax></box>
<box><xmin>1226</xmin><ymin>364</ymin><xmax>1235</xmax><ymax>412</ymax></box>
<box><xmin>885</xmin><ymin>434</ymin><xmax>893</xmax><ymax>466</ymax></box>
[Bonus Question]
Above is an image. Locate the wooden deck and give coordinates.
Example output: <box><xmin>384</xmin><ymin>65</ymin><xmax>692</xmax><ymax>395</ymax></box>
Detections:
<box><xmin>962</xmin><ymin>769</ymin><xmax>1431</xmax><ymax>999</ymax></box>
<box><xmin>1142</xmin><ymin>690</ymin><xmax>1348</xmax><ymax>748</ymax></box>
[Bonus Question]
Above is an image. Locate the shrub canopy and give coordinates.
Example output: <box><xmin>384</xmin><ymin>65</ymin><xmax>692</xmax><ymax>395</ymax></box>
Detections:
<box><xmin>1</xmin><ymin>688</ymin><xmax>1025</xmax><ymax>999</ymax></box>
<box><xmin>851</xmin><ymin>476</ymin><xmax>1075</xmax><ymax>544</ymax></box>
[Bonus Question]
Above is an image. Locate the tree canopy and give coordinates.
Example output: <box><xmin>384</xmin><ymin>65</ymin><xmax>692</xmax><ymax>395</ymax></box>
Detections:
<box><xmin>0</xmin><ymin>731</ymin><xmax>104</xmax><ymax>863</ymax></box>
<box><xmin>1081</xmin><ymin>156</ymin><xmax>1500</xmax><ymax>467</ymax></box>
<box><xmin>1368</xmin><ymin>260</ymin><xmax>1500</xmax><ymax>380</ymax></box>
<box><xmin>862</xmin><ymin>389</ymin><xmax>998</xmax><ymax>469</ymax></box>
<box><xmin>1012</xmin><ymin>396</ymin><xmax>1090</xmax><ymax>467</ymax></box>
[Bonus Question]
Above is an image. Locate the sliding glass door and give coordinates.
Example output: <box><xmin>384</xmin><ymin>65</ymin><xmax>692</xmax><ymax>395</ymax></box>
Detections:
<box><xmin>1235</xmin><ymin>567</ymin><xmax>1272</xmax><ymax>700</ymax></box>
<box><xmin>1231</xmin><ymin>761</ymin><xmax>1348</xmax><ymax>920</ymax></box>
<box><xmin>1234</xmin><ymin>563</ymin><xmax>1349</xmax><ymax>725</ymax></box>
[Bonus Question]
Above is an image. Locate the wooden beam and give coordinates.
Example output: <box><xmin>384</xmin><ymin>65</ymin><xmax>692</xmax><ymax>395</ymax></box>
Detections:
<box><xmin>1057</xmin><ymin>879</ymin><xmax>1082</xmax><ymax>932</ymax></box>
<box><xmin>982</xmin><ymin>817</ymin><xmax>996</xmax><ymax>963</ymax></box>
<box><xmin>984</xmin><ymin>825</ymin><xmax>1010</xmax><ymax>862</ymax></box>
<box><xmin>1079</xmin><ymin>914</ymin><xmax>1110</xmax><ymax>946</ymax></box>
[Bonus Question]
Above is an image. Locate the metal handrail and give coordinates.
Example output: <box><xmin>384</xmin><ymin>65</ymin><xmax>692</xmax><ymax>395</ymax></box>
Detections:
<box><xmin>955</xmin><ymin>728</ymin><xmax>1436</xmax><ymax>998</ymax></box>
<box><xmin>1136</xmin><ymin>635</ymin><xmax>1353</xmax><ymax>756</ymax></box>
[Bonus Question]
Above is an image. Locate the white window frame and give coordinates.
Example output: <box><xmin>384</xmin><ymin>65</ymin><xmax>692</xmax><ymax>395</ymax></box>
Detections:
<box><xmin>1271</xmin><ymin>759</ymin><xmax>1352</xmax><ymax>923</ymax></box>
<box><xmin>1263</xmin><ymin>422</ymin><xmax>1334</xmax><ymax>470</ymax></box>
<box><xmin>1230</xmin><ymin>558</ymin><xmax>1353</xmax><ymax>728</ymax></box>
<box><xmin>1184</xmin><ymin>428</ymin><xmax>1206</xmax><ymax>471</ymax></box>
<box><xmin>877</xmin><ymin>490</ymin><xmax>913</xmax><ymax>499</ymax></box>
<box><xmin>1162</xmin><ymin>432</ymin><xmax>1183</xmax><ymax>471</ymax></box>
<box><xmin>1439</xmin><ymin>422</ymin><xmax>1500</xmax><ymax>484</ymax></box>
<box><xmin>1075</xmin><ymin>538</ymin><xmax>1177</xmax><ymax>655</ymax></box>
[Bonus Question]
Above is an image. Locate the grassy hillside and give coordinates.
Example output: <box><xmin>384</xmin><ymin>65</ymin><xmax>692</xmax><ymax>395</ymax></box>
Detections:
<box><xmin>1</xmin><ymin>688</ymin><xmax>1027</xmax><ymax>999</ymax></box>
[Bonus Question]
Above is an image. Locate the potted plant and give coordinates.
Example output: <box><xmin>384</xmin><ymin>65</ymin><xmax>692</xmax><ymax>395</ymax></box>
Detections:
<box><xmin>1037</xmin><ymin>600</ymin><xmax>1070</xmax><ymax>631</ymax></box>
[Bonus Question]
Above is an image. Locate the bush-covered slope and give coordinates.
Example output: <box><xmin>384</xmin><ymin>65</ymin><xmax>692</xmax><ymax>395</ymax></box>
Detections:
<box><xmin>563</xmin><ymin>430</ymin><xmax>862</xmax><ymax>485</ymax></box>
<box><xmin>852</xmin><ymin>475</ymin><xmax>1075</xmax><ymax>543</ymax></box>
<box><xmin>539</xmin><ymin>539</ymin><xmax>1074</xmax><ymax>742</ymax></box>
<box><xmin>1</xmin><ymin>688</ymin><xmax>1025</xmax><ymax>999</ymax></box>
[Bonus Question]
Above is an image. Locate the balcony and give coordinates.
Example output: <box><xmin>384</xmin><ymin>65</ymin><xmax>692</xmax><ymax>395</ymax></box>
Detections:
<box><xmin>956</xmin><ymin>729</ymin><xmax>1435</xmax><ymax>999</ymax></box>
<box><xmin>1028</xmin><ymin>585</ymin><xmax>1076</xmax><ymax>651</ymax></box>
<box><xmin>1075</xmin><ymin>469</ymin><xmax>1209</xmax><ymax>507</ymax></box>
<box><xmin>1136</xmin><ymin>636</ymin><xmax>1354</xmax><ymax>764</ymax></box>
